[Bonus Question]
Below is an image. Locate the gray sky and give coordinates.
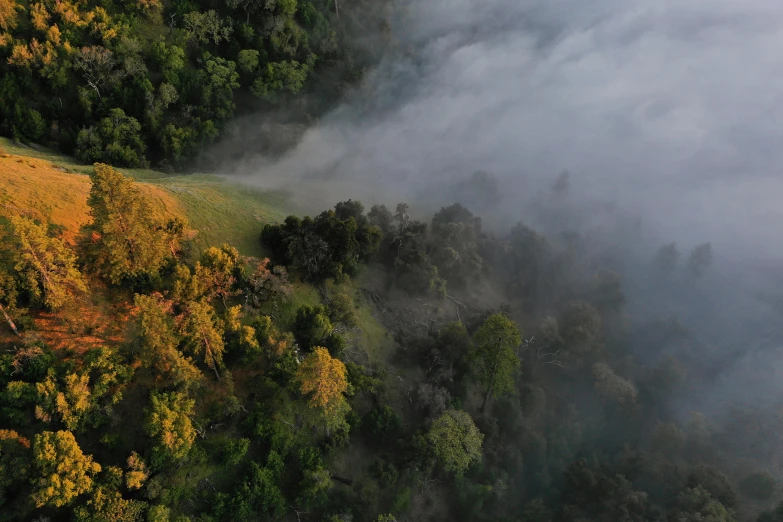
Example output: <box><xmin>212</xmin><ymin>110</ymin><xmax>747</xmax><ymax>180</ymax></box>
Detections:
<box><xmin>231</xmin><ymin>0</ymin><xmax>783</xmax><ymax>258</ymax></box>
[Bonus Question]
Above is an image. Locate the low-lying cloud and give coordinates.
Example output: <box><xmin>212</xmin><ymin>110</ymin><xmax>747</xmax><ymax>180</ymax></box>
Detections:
<box><xmin>227</xmin><ymin>0</ymin><xmax>783</xmax><ymax>260</ymax></box>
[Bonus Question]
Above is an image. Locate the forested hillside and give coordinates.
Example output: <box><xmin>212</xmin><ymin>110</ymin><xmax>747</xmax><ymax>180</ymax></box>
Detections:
<box><xmin>0</xmin><ymin>0</ymin><xmax>387</xmax><ymax>169</ymax></box>
<box><xmin>2</xmin><ymin>156</ymin><xmax>783</xmax><ymax>521</ymax></box>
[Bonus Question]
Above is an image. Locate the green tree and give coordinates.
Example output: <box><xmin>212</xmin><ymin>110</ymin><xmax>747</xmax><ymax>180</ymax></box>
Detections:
<box><xmin>0</xmin><ymin>429</ymin><xmax>30</xmax><ymax>506</ymax></box>
<box><xmin>75</xmin><ymin>109</ymin><xmax>147</xmax><ymax>167</ymax></box>
<box><xmin>427</xmin><ymin>409</ymin><xmax>483</xmax><ymax>476</ymax></box>
<box><xmin>145</xmin><ymin>391</ymin><xmax>196</xmax><ymax>464</ymax></box>
<box><xmin>236</xmin><ymin>49</ymin><xmax>259</xmax><ymax>73</ymax></box>
<box><xmin>673</xmin><ymin>486</ymin><xmax>735</xmax><ymax>521</ymax></box>
<box><xmin>31</xmin><ymin>430</ymin><xmax>101</xmax><ymax>508</ymax></box>
<box><xmin>470</xmin><ymin>313</ymin><xmax>521</xmax><ymax>412</ymax></box>
<box><xmin>133</xmin><ymin>293</ymin><xmax>201</xmax><ymax>387</ymax></box>
<box><xmin>184</xmin><ymin>10</ymin><xmax>232</xmax><ymax>44</ymax></box>
<box><xmin>85</xmin><ymin>164</ymin><xmax>177</xmax><ymax>285</ymax></box>
<box><xmin>8</xmin><ymin>215</ymin><xmax>87</xmax><ymax>310</ymax></box>
<box><xmin>251</xmin><ymin>60</ymin><xmax>310</xmax><ymax>102</ymax></box>
<box><xmin>198</xmin><ymin>54</ymin><xmax>240</xmax><ymax>123</ymax></box>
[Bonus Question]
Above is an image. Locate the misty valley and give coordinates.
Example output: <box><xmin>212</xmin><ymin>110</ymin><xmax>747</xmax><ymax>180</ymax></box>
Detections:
<box><xmin>2</xmin><ymin>0</ymin><xmax>783</xmax><ymax>520</ymax></box>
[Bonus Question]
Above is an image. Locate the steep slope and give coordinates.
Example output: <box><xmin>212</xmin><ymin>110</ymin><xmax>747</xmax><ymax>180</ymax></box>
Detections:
<box><xmin>0</xmin><ymin>138</ymin><xmax>288</xmax><ymax>255</ymax></box>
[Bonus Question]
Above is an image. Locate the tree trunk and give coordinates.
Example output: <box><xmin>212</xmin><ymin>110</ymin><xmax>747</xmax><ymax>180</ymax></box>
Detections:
<box><xmin>481</xmin><ymin>372</ymin><xmax>496</xmax><ymax>413</ymax></box>
<box><xmin>0</xmin><ymin>303</ymin><xmax>19</xmax><ymax>336</ymax></box>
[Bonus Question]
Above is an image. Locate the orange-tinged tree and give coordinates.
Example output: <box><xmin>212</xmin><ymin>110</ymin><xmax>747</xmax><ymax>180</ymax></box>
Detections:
<box><xmin>31</xmin><ymin>430</ymin><xmax>101</xmax><ymax>508</ymax></box>
<box><xmin>9</xmin><ymin>215</ymin><xmax>87</xmax><ymax>310</ymax></box>
<box><xmin>0</xmin><ymin>0</ymin><xmax>21</xmax><ymax>31</ymax></box>
<box><xmin>296</xmin><ymin>347</ymin><xmax>350</xmax><ymax>432</ymax></box>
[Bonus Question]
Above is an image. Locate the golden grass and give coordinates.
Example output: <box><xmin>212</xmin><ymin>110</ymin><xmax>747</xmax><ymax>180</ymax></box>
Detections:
<box><xmin>0</xmin><ymin>152</ymin><xmax>185</xmax><ymax>243</ymax></box>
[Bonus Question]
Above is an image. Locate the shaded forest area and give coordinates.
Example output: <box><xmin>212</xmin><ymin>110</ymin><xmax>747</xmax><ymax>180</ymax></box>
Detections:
<box><xmin>0</xmin><ymin>0</ymin><xmax>389</xmax><ymax>169</ymax></box>
<box><xmin>1</xmin><ymin>162</ymin><xmax>783</xmax><ymax>521</ymax></box>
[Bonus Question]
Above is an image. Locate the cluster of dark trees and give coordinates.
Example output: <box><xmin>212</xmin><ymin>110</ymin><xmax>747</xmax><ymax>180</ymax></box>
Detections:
<box><xmin>0</xmin><ymin>163</ymin><xmax>780</xmax><ymax>521</ymax></box>
<box><xmin>0</xmin><ymin>0</ymin><xmax>386</xmax><ymax>169</ymax></box>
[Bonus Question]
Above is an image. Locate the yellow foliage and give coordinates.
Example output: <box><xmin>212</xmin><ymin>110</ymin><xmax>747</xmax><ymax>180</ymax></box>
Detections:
<box><xmin>0</xmin><ymin>0</ymin><xmax>21</xmax><ymax>32</ymax></box>
<box><xmin>53</xmin><ymin>0</ymin><xmax>86</xmax><ymax>28</ymax></box>
<box><xmin>29</xmin><ymin>38</ymin><xmax>57</xmax><ymax>66</ymax></box>
<box><xmin>0</xmin><ymin>32</ymin><xmax>11</xmax><ymax>47</ymax></box>
<box><xmin>31</xmin><ymin>431</ymin><xmax>101</xmax><ymax>508</ymax></box>
<box><xmin>296</xmin><ymin>347</ymin><xmax>348</xmax><ymax>414</ymax></box>
<box><xmin>30</xmin><ymin>2</ymin><xmax>49</xmax><ymax>31</ymax></box>
<box><xmin>46</xmin><ymin>24</ymin><xmax>61</xmax><ymax>45</ymax></box>
<box><xmin>8</xmin><ymin>42</ymin><xmax>33</xmax><ymax>66</ymax></box>
<box><xmin>90</xmin><ymin>7</ymin><xmax>119</xmax><ymax>43</ymax></box>
<box><xmin>125</xmin><ymin>452</ymin><xmax>148</xmax><ymax>489</ymax></box>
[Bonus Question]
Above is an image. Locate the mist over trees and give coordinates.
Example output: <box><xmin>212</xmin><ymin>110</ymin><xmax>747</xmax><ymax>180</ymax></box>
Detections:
<box><xmin>1</xmin><ymin>161</ymin><xmax>783</xmax><ymax>521</ymax></box>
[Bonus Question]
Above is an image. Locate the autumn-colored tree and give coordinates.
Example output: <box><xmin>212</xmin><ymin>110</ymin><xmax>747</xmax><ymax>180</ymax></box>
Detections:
<box><xmin>8</xmin><ymin>215</ymin><xmax>87</xmax><ymax>310</ymax></box>
<box><xmin>31</xmin><ymin>430</ymin><xmax>101</xmax><ymax>508</ymax></box>
<box><xmin>470</xmin><ymin>313</ymin><xmax>521</xmax><ymax>412</ymax></box>
<box><xmin>145</xmin><ymin>391</ymin><xmax>196</xmax><ymax>464</ymax></box>
<box><xmin>35</xmin><ymin>371</ymin><xmax>91</xmax><ymax>430</ymax></box>
<box><xmin>134</xmin><ymin>293</ymin><xmax>201</xmax><ymax>387</ymax></box>
<box><xmin>427</xmin><ymin>409</ymin><xmax>483</xmax><ymax>476</ymax></box>
<box><xmin>85</xmin><ymin>164</ymin><xmax>178</xmax><ymax>285</ymax></box>
<box><xmin>296</xmin><ymin>347</ymin><xmax>350</xmax><ymax>433</ymax></box>
<box><xmin>297</xmin><ymin>347</ymin><xmax>348</xmax><ymax>413</ymax></box>
<box><xmin>179</xmin><ymin>300</ymin><xmax>225</xmax><ymax>380</ymax></box>
<box><xmin>0</xmin><ymin>429</ymin><xmax>30</xmax><ymax>506</ymax></box>
<box><xmin>0</xmin><ymin>0</ymin><xmax>20</xmax><ymax>31</ymax></box>
<box><xmin>125</xmin><ymin>452</ymin><xmax>148</xmax><ymax>490</ymax></box>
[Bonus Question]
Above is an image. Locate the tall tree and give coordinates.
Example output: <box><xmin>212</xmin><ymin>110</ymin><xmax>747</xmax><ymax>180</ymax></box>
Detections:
<box><xmin>133</xmin><ymin>293</ymin><xmax>201</xmax><ymax>387</ymax></box>
<box><xmin>85</xmin><ymin>164</ymin><xmax>177</xmax><ymax>285</ymax></box>
<box><xmin>0</xmin><ymin>0</ymin><xmax>20</xmax><ymax>31</ymax></box>
<box><xmin>8</xmin><ymin>215</ymin><xmax>87</xmax><ymax>310</ymax></box>
<box><xmin>296</xmin><ymin>347</ymin><xmax>350</xmax><ymax>433</ymax></box>
<box><xmin>31</xmin><ymin>431</ymin><xmax>101</xmax><ymax>508</ymax></box>
<box><xmin>427</xmin><ymin>409</ymin><xmax>484</xmax><ymax>476</ymax></box>
<box><xmin>179</xmin><ymin>300</ymin><xmax>225</xmax><ymax>380</ymax></box>
<box><xmin>470</xmin><ymin>313</ymin><xmax>522</xmax><ymax>412</ymax></box>
<box><xmin>145</xmin><ymin>391</ymin><xmax>196</xmax><ymax>464</ymax></box>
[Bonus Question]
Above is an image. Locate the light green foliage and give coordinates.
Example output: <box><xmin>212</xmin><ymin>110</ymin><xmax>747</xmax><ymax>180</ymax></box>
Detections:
<box><xmin>7</xmin><ymin>215</ymin><xmax>86</xmax><ymax>310</ymax></box>
<box><xmin>145</xmin><ymin>391</ymin><xmax>196</xmax><ymax>464</ymax></box>
<box><xmin>184</xmin><ymin>10</ymin><xmax>233</xmax><ymax>44</ymax></box>
<box><xmin>86</xmin><ymin>164</ymin><xmax>178</xmax><ymax>285</ymax></box>
<box><xmin>470</xmin><ymin>313</ymin><xmax>521</xmax><ymax>410</ymax></box>
<box><xmin>251</xmin><ymin>60</ymin><xmax>310</xmax><ymax>102</ymax></box>
<box><xmin>236</xmin><ymin>49</ymin><xmax>259</xmax><ymax>73</ymax></box>
<box><xmin>198</xmin><ymin>54</ymin><xmax>240</xmax><ymax>123</ymax></box>
<box><xmin>427</xmin><ymin>409</ymin><xmax>484</xmax><ymax>476</ymax></box>
<box><xmin>31</xmin><ymin>430</ymin><xmax>101</xmax><ymax>508</ymax></box>
<box><xmin>73</xmin><ymin>486</ymin><xmax>147</xmax><ymax>522</ymax></box>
